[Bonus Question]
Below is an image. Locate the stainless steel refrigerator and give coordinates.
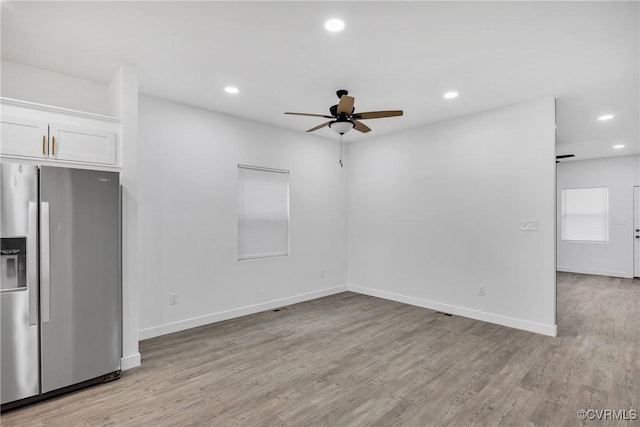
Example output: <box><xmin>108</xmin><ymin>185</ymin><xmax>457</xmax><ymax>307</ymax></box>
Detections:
<box><xmin>0</xmin><ymin>163</ymin><xmax>121</xmax><ymax>409</ymax></box>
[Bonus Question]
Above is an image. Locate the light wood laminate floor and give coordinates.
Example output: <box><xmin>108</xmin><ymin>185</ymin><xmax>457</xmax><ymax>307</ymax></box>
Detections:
<box><xmin>2</xmin><ymin>273</ymin><xmax>639</xmax><ymax>426</ymax></box>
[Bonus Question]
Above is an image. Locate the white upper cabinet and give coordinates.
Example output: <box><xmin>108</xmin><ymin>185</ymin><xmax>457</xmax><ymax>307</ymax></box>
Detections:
<box><xmin>0</xmin><ymin>98</ymin><xmax>121</xmax><ymax>169</ymax></box>
<box><xmin>49</xmin><ymin>123</ymin><xmax>116</xmax><ymax>165</ymax></box>
<box><xmin>1</xmin><ymin>116</ymin><xmax>49</xmax><ymax>159</ymax></box>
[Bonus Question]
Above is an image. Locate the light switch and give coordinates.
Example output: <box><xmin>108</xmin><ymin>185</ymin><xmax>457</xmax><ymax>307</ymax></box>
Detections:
<box><xmin>521</xmin><ymin>220</ymin><xmax>538</xmax><ymax>231</ymax></box>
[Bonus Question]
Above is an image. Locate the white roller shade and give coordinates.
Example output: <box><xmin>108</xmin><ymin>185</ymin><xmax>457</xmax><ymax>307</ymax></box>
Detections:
<box><xmin>238</xmin><ymin>165</ymin><xmax>290</xmax><ymax>260</ymax></box>
<box><xmin>561</xmin><ymin>187</ymin><xmax>608</xmax><ymax>242</ymax></box>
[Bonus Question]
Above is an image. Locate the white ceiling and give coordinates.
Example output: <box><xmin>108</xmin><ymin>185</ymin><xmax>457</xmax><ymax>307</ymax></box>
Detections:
<box><xmin>2</xmin><ymin>1</ymin><xmax>638</xmax><ymax>161</ymax></box>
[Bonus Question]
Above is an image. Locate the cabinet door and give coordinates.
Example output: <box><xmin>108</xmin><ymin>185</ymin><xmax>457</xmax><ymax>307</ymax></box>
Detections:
<box><xmin>0</xmin><ymin>117</ymin><xmax>48</xmax><ymax>158</ymax></box>
<box><xmin>49</xmin><ymin>123</ymin><xmax>116</xmax><ymax>165</ymax></box>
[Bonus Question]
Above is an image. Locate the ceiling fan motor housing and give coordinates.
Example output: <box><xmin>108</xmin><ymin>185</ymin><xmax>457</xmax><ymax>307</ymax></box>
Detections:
<box><xmin>330</xmin><ymin>104</ymin><xmax>355</xmax><ymax>117</ymax></box>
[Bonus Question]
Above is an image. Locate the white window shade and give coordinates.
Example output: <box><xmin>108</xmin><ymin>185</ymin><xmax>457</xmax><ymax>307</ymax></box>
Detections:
<box><xmin>561</xmin><ymin>187</ymin><xmax>608</xmax><ymax>242</ymax></box>
<box><xmin>238</xmin><ymin>165</ymin><xmax>290</xmax><ymax>260</ymax></box>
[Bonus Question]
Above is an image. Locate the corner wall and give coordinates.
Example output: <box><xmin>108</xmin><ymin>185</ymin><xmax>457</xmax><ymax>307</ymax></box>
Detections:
<box><xmin>137</xmin><ymin>95</ymin><xmax>348</xmax><ymax>338</ymax></box>
<box><xmin>556</xmin><ymin>155</ymin><xmax>639</xmax><ymax>278</ymax></box>
<box><xmin>110</xmin><ymin>65</ymin><xmax>141</xmax><ymax>369</ymax></box>
<box><xmin>347</xmin><ymin>98</ymin><xmax>557</xmax><ymax>335</ymax></box>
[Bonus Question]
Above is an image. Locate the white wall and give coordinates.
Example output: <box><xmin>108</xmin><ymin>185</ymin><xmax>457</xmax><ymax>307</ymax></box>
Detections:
<box><xmin>137</xmin><ymin>95</ymin><xmax>348</xmax><ymax>338</ymax></box>
<box><xmin>1</xmin><ymin>59</ymin><xmax>561</xmax><ymax>347</ymax></box>
<box><xmin>1</xmin><ymin>60</ymin><xmax>113</xmax><ymax>116</ymax></box>
<box><xmin>347</xmin><ymin>98</ymin><xmax>557</xmax><ymax>336</ymax></box>
<box><xmin>557</xmin><ymin>155</ymin><xmax>639</xmax><ymax>278</ymax></box>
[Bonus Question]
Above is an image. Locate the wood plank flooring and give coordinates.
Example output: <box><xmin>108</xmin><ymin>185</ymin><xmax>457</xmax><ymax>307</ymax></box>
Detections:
<box><xmin>2</xmin><ymin>272</ymin><xmax>638</xmax><ymax>426</ymax></box>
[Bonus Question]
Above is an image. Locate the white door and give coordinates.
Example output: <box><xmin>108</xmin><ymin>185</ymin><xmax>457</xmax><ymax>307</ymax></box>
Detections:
<box><xmin>634</xmin><ymin>186</ymin><xmax>640</xmax><ymax>277</ymax></box>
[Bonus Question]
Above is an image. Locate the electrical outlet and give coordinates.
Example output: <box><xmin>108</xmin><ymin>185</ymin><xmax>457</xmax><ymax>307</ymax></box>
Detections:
<box><xmin>320</xmin><ymin>269</ymin><xmax>325</xmax><ymax>278</ymax></box>
<box><xmin>479</xmin><ymin>286</ymin><xmax>485</xmax><ymax>296</ymax></box>
<box><xmin>169</xmin><ymin>293</ymin><xmax>178</xmax><ymax>305</ymax></box>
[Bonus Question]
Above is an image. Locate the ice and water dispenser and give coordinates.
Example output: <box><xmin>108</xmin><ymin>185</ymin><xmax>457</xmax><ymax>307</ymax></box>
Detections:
<box><xmin>0</xmin><ymin>237</ymin><xmax>27</xmax><ymax>291</ymax></box>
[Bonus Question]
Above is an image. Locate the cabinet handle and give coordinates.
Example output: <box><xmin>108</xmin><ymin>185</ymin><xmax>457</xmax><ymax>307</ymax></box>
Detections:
<box><xmin>42</xmin><ymin>135</ymin><xmax>46</xmax><ymax>155</ymax></box>
<box><xmin>51</xmin><ymin>136</ymin><xmax>56</xmax><ymax>156</ymax></box>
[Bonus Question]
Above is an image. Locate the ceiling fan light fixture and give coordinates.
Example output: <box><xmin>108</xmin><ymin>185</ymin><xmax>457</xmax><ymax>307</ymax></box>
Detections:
<box><xmin>325</xmin><ymin>18</ymin><xmax>345</xmax><ymax>32</ymax></box>
<box><xmin>329</xmin><ymin>121</ymin><xmax>354</xmax><ymax>134</ymax></box>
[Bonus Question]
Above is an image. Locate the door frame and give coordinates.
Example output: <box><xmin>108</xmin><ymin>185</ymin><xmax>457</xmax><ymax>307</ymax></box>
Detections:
<box><xmin>633</xmin><ymin>186</ymin><xmax>640</xmax><ymax>277</ymax></box>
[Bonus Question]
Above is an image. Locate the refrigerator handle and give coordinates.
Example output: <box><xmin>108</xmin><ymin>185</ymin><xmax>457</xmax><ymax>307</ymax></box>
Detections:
<box><xmin>27</xmin><ymin>202</ymin><xmax>38</xmax><ymax>325</ymax></box>
<box><xmin>41</xmin><ymin>201</ymin><xmax>51</xmax><ymax>323</ymax></box>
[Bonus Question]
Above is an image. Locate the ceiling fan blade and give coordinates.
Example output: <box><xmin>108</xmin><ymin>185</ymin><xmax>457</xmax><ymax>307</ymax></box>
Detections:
<box><xmin>285</xmin><ymin>112</ymin><xmax>333</xmax><ymax>118</ymax></box>
<box><xmin>337</xmin><ymin>95</ymin><xmax>355</xmax><ymax>115</ymax></box>
<box><xmin>353</xmin><ymin>120</ymin><xmax>371</xmax><ymax>133</ymax></box>
<box><xmin>306</xmin><ymin>121</ymin><xmax>331</xmax><ymax>132</ymax></box>
<box><xmin>353</xmin><ymin>110</ymin><xmax>403</xmax><ymax>120</ymax></box>
<box><xmin>556</xmin><ymin>154</ymin><xmax>575</xmax><ymax>159</ymax></box>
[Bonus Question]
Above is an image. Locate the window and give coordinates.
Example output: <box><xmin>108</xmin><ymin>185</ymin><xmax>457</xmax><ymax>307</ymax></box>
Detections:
<box><xmin>238</xmin><ymin>165</ymin><xmax>289</xmax><ymax>260</ymax></box>
<box><xmin>561</xmin><ymin>187</ymin><xmax>608</xmax><ymax>242</ymax></box>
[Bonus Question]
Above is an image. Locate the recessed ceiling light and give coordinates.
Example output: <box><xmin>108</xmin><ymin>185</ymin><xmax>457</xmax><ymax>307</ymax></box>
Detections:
<box><xmin>325</xmin><ymin>18</ymin><xmax>345</xmax><ymax>32</ymax></box>
<box><xmin>613</xmin><ymin>144</ymin><xmax>625</xmax><ymax>149</ymax></box>
<box><xmin>598</xmin><ymin>114</ymin><xmax>614</xmax><ymax>121</ymax></box>
<box><xmin>443</xmin><ymin>91</ymin><xmax>459</xmax><ymax>99</ymax></box>
<box><xmin>224</xmin><ymin>86</ymin><xmax>239</xmax><ymax>94</ymax></box>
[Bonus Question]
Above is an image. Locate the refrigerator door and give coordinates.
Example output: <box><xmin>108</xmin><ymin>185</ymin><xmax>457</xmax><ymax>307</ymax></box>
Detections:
<box><xmin>40</xmin><ymin>167</ymin><xmax>121</xmax><ymax>394</ymax></box>
<box><xmin>0</xmin><ymin>163</ymin><xmax>39</xmax><ymax>404</ymax></box>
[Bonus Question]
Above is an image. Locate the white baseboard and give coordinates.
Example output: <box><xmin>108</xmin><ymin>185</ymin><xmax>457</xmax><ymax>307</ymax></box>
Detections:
<box><xmin>121</xmin><ymin>352</ymin><xmax>141</xmax><ymax>370</ymax></box>
<box><xmin>556</xmin><ymin>266</ymin><xmax>632</xmax><ymax>279</ymax></box>
<box><xmin>347</xmin><ymin>284</ymin><xmax>557</xmax><ymax>337</ymax></box>
<box><xmin>138</xmin><ymin>285</ymin><xmax>348</xmax><ymax>340</ymax></box>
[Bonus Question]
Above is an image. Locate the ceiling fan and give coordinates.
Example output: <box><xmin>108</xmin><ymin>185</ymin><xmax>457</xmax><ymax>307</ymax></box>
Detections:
<box><xmin>285</xmin><ymin>89</ymin><xmax>403</xmax><ymax>135</ymax></box>
<box><xmin>556</xmin><ymin>154</ymin><xmax>575</xmax><ymax>163</ymax></box>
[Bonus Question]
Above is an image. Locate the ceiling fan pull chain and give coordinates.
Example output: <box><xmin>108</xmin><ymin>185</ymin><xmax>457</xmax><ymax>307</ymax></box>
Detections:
<box><xmin>339</xmin><ymin>134</ymin><xmax>344</xmax><ymax>168</ymax></box>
